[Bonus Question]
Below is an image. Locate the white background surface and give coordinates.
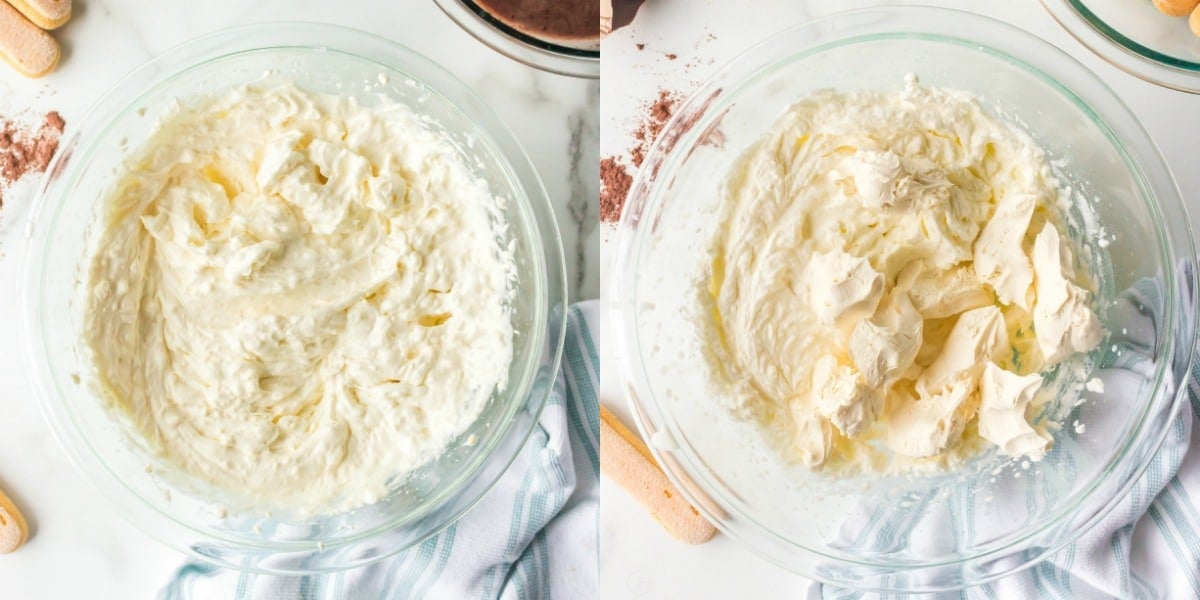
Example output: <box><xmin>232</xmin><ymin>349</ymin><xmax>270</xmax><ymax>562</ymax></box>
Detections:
<box><xmin>598</xmin><ymin>1</ymin><xmax>1200</xmax><ymax>598</ymax></box>
<box><xmin>0</xmin><ymin>1</ymin><xmax>597</xmax><ymax>598</ymax></box>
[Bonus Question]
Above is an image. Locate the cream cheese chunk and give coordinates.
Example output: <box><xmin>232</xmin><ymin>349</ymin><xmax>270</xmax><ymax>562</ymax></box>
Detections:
<box><xmin>705</xmin><ymin>76</ymin><xmax>1103</xmax><ymax>473</ymax></box>
<box><xmin>811</xmin><ymin>355</ymin><xmax>880</xmax><ymax>437</ymax></box>
<box><xmin>978</xmin><ymin>363</ymin><xmax>1052</xmax><ymax>458</ymax></box>
<box><xmin>886</xmin><ymin>375</ymin><xmax>976</xmax><ymax>458</ymax></box>
<box><xmin>849</xmin><ymin>291</ymin><xmax>922</xmax><ymax>388</ymax></box>
<box><xmin>839</xmin><ymin>150</ymin><xmax>952</xmax><ymax>211</ymax></box>
<box><xmin>1032</xmin><ymin>224</ymin><xmax>1104</xmax><ymax>365</ymax></box>
<box><xmin>974</xmin><ymin>193</ymin><xmax>1037</xmax><ymax>309</ymax></box>
<box><xmin>902</xmin><ymin>261</ymin><xmax>993</xmax><ymax>320</ymax></box>
<box><xmin>916</xmin><ymin>305</ymin><xmax>1009</xmax><ymax>396</ymax></box>
<box><xmin>802</xmin><ymin>249</ymin><xmax>885</xmax><ymax>326</ymax></box>
<box><xmin>84</xmin><ymin>83</ymin><xmax>515</xmax><ymax>513</ymax></box>
<box><xmin>790</xmin><ymin>402</ymin><xmax>834</xmax><ymax>468</ymax></box>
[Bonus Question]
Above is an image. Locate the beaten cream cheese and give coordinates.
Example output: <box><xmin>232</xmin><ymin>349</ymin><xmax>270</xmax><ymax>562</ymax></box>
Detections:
<box><xmin>84</xmin><ymin>83</ymin><xmax>515</xmax><ymax>512</ymax></box>
<box><xmin>706</xmin><ymin>76</ymin><xmax>1102</xmax><ymax>473</ymax></box>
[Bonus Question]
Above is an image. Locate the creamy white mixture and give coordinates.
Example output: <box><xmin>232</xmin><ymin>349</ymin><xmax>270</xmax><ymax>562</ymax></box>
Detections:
<box><xmin>706</xmin><ymin>76</ymin><xmax>1102</xmax><ymax>472</ymax></box>
<box><xmin>84</xmin><ymin>83</ymin><xmax>515</xmax><ymax>512</ymax></box>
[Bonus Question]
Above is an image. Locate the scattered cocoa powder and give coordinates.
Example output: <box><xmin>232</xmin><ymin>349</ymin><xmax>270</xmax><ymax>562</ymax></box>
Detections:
<box><xmin>648</xmin><ymin>91</ymin><xmax>677</xmax><ymax>127</ymax></box>
<box><xmin>601</xmin><ymin>89</ymin><xmax>683</xmax><ymax>224</ymax></box>
<box><xmin>600</xmin><ymin>157</ymin><xmax>633</xmax><ymax>224</ymax></box>
<box><xmin>603</xmin><ymin>29</ymin><xmax>721</xmax><ymax>226</ymax></box>
<box><xmin>630</xmin><ymin>89</ymin><xmax>682</xmax><ymax>168</ymax></box>
<box><xmin>0</xmin><ymin>110</ymin><xmax>65</xmax><ymax>211</ymax></box>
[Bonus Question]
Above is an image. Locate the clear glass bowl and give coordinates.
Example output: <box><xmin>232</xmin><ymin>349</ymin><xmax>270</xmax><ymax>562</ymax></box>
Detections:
<box><xmin>610</xmin><ymin>7</ymin><xmax>1197</xmax><ymax>592</ymax></box>
<box><xmin>1042</xmin><ymin>0</ymin><xmax>1200</xmax><ymax>92</ymax></box>
<box><xmin>434</xmin><ymin>0</ymin><xmax>599</xmax><ymax>79</ymax></box>
<box><xmin>20</xmin><ymin>22</ymin><xmax>567</xmax><ymax>574</ymax></box>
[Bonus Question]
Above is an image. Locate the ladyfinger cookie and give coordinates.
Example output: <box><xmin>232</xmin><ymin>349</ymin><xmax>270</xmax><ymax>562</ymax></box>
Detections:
<box><xmin>4</xmin><ymin>0</ymin><xmax>70</xmax><ymax>30</ymax></box>
<box><xmin>1191</xmin><ymin>3</ymin><xmax>1200</xmax><ymax>36</ymax></box>
<box><xmin>1154</xmin><ymin>0</ymin><xmax>1200</xmax><ymax>17</ymax></box>
<box><xmin>0</xmin><ymin>1</ymin><xmax>59</xmax><ymax>77</ymax></box>
<box><xmin>0</xmin><ymin>485</ymin><xmax>28</xmax><ymax>554</ymax></box>
<box><xmin>600</xmin><ymin>406</ymin><xmax>717</xmax><ymax>545</ymax></box>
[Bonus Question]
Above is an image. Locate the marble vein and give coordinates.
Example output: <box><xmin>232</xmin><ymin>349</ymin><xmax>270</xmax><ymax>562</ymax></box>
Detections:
<box><xmin>567</xmin><ymin>80</ymin><xmax>600</xmax><ymax>299</ymax></box>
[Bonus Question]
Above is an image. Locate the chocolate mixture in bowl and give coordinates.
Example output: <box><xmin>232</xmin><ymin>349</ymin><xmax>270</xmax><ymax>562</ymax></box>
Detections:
<box><xmin>474</xmin><ymin>0</ymin><xmax>600</xmax><ymax>43</ymax></box>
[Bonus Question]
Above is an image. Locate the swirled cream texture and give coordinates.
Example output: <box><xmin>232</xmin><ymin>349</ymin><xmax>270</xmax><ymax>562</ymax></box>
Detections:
<box><xmin>706</xmin><ymin>77</ymin><xmax>1102</xmax><ymax>472</ymax></box>
<box><xmin>84</xmin><ymin>83</ymin><xmax>515</xmax><ymax>512</ymax></box>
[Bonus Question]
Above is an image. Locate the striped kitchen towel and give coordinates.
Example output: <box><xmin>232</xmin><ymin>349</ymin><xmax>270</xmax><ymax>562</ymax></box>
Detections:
<box><xmin>811</xmin><ymin>267</ymin><xmax>1200</xmax><ymax>599</ymax></box>
<box><xmin>161</xmin><ymin>302</ymin><xmax>600</xmax><ymax>600</ymax></box>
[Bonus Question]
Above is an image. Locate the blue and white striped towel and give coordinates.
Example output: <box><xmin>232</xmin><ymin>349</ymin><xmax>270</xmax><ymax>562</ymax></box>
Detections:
<box><xmin>812</xmin><ymin>269</ymin><xmax>1200</xmax><ymax>599</ymax></box>
<box><xmin>160</xmin><ymin>302</ymin><xmax>600</xmax><ymax>600</ymax></box>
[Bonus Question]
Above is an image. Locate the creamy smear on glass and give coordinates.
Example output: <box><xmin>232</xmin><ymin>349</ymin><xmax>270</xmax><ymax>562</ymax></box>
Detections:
<box><xmin>84</xmin><ymin>83</ymin><xmax>515</xmax><ymax>513</ymax></box>
<box><xmin>705</xmin><ymin>76</ymin><xmax>1102</xmax><ymax>473</ymax></box>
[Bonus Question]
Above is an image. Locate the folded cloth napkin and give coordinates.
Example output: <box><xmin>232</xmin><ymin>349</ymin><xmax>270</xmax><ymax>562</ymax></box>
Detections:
<box><xmin>161</xmin><ymin>302</ymin><xmax>601</xmax><ymax>600</ymax></box>
<box><xmin>811</xmin><ymin>268</ymin><xmax>1200</xmax><ymax>599</ymax></box>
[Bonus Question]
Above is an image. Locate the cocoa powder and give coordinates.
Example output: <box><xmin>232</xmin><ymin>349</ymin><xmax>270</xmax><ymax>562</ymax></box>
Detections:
<box><xmin>631</xmin><ymin>89</ymin><xmax>681</xmax><ymax>168</ymax></box>
<box><xmin>600</xmin><ymin>157</ymin><xmax>632</xmax><ymax>224</ymax></box>
<box><xmin>603</xmin><ymin>29</ymin><xmax>721</xmax><ymax>226</ymax></box>
<box><xmin>601</xmin><ymin>89</ymin><xmax>682</xmax><ymax>224</ymax></box>
<box><xmin>0</xmin><ymin>110</ymin><xmax>65</xmax><ymax>210</ymax></box>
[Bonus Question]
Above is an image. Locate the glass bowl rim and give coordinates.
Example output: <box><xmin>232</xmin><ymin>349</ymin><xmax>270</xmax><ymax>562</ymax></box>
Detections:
<box><xmin>19</xmin><ymin>20</ymin><xmax>568</xmax><ymax>570</ymax></box>
<box><xmin>611</xmin><ymin>4</ymin><xmax>1197</xmax><ymax>589</ymax></box>
<box><xmin>433</xmin><ymin>0</ymin><xmax>599</xmax><ymax>79</ymax></box>
<box><xmin>1041</xmin><ymin>0</ymin><xmax>1200</xmax><ymax>94</ymax></box>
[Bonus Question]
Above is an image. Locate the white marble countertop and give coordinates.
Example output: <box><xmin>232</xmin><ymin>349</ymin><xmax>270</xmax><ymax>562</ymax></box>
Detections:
<box><xmin>598</xmin><ymin>1</ymin><xmax>1200</xmax><ymax>598</ymax></box>
<box><xmin>0</xmin><ymin>1</ymin><xmax>597</xmax><ymax>598</ymax></box>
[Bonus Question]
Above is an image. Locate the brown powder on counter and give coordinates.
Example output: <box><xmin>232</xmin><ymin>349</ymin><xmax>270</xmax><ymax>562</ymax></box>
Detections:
<box><xmin>601</xmin><ymin>157</ymin><xmax>633</xmax><ymax>224</ymax></box>
<box><xmin>0</xmin><ymin>110</ymin><xmax>65</xmax><ymax>210</ymax></box>
<box><xmin>631</xmin><ymin>89</ymin><xmax>681</xmax><ymax>168</ymax></box>
<box><xmin>602</xmin><ymin>89</ymin><xmax>682</xmax><ymax>225</ymax></box>
<box><xmin>648</xmin><ymin>90</ymin><xmax>677</xmax><ymax>128</ymax></box>
<box><xmin>603</xmin><ymin>29</ymin><xmax>722</xmax><ymax>227</ymax></box>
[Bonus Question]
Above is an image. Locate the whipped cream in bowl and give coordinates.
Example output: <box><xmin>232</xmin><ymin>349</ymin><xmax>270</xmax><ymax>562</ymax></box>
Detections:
<box><xmin>23</xmin><ymin>24</ymin><xmax>565</xmax><ymax>573</ymax></box>
<box><xmin>611</xmin><ymin>7</ymin><xmax>1195</xmax><ymax>591</ymax></box>
<box><xmin>707</xmin><ymin>76</ymin><xmax>1103</xmax><ymax>475</ymax></box>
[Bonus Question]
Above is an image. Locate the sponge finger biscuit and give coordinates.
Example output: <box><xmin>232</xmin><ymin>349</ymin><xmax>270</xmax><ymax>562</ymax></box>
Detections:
<box><xmin>0</xmin><ymin>485</ymin><xmax>28</xmax><ymax>554</ymax></box>
<box><xmin>601</xmin><ymin>406</ymin><xmax>717</xmax><ymax>545</ymax></box>
<box><xmin>0</xmin><ymin>0</ymin><xmax>59</xmax><ymax>78</ymax></box>
<box><xmin>4</xmin><ymin>0</ymin><xmax>70</xmax><ymax>30</ymax></box>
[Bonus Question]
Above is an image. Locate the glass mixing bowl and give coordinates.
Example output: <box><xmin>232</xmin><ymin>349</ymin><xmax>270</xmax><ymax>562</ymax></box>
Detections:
<box><xmin>20</xmin><ymin>23</ymin><xmax>567</xmax><ymax>573</ymax></box>
<box><xmin>1042</xmin><ymin>0</ymin><xmax>1200</xmax><ymax>92</ymax></box>
<box><xmin>434</xmin><ymin>0</ymin><xmax>599</xmax><ymax>78</ymax></box>
<box><xmin>610</xmin><ymin>7</ymin><xmax>1197</xmax><ymax>592</ymax></box>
